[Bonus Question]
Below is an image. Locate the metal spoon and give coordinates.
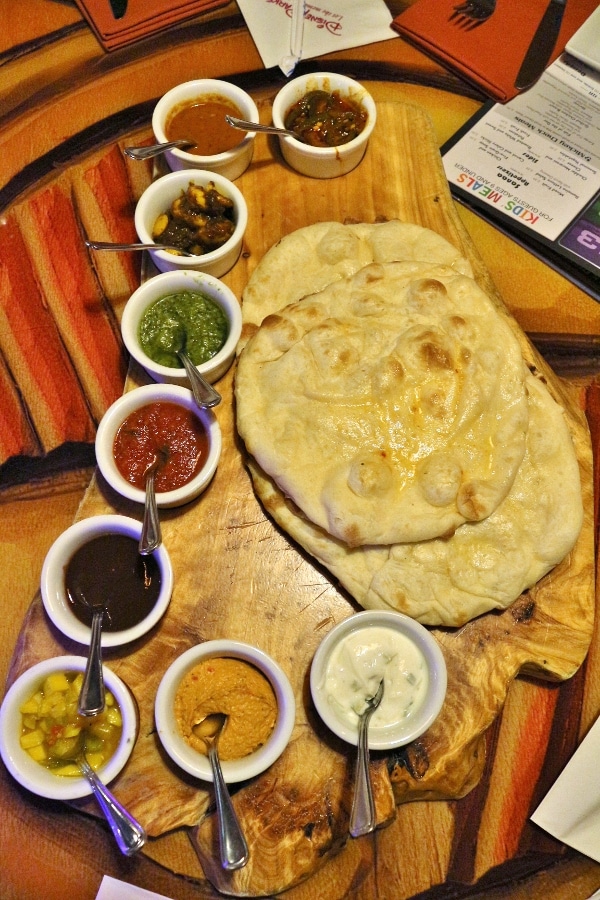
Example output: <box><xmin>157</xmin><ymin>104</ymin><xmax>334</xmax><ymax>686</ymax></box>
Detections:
<box><xmin>84</xmin><ymin>239</ymin><xmax>197</xmax><ymax>257</ymax></box>
<box><xmin>349</xmin><ymin>679</ymin><xmax>384</xmax><ymax>838</ymax></box>
<box><xmin>123</xmin><ymin>139</ymin><xmax>196</xmax><ymax>160</ymax></box>
<box><xmin>77</xmin><ymin>592</ymin><xmax>106</xmax><ymax>717</ymax></box>
<box><xmin>225</xmin><ymin>114</ymin><xmax>297</xmax><ymax>139</ymax></box>
<box><xmin>72</xmin><ymin>747</ymin><xmax>147</xmax><ymax>856</ymax></box>
<box><xmin>194</xmin><ymin>713</ymin><xmax>249</xmax><ymax>871</ymax></box>
<box><xmin>139</xmin><ymin>449</ymin><xmax>168</xmax><ymax>556</ymax></box>
<box><xmin>173</xmin><ymin>326</ymin><xmax>221</xmax><ymax>409</ymax></box>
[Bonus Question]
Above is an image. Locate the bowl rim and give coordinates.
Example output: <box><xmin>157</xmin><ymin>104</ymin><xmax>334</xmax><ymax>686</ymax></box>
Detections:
<box><xmin>120</xmin><ymin>269</ymin><xmax>242</xmax><ymax>383</ymax></box>
<box><xmin>0</xmin><ymin>655</ymin><xmax>138</xmax><ymax>800</ymax></box>
<box><xmin>40</xmin><ymin>514</ymin><xmax>174</xmax><ymax>647</ymax></box>
<box><xmin>272</xmin><ymin>71</ymin><xmax>377</xmax><ymax>158</ymax></box>
<box><xmin>310</xmin><ymin>610</ymin><xmax>447</xmax><ymax>749</ymax></box>
<box><xmin>134</xmin><ymin>168</ymin><xmax>248</xmax><ymax>266</ymax></box>
<box><xmin>154</xmin><ymin>639</ymin><xmax>296</xmax><ymax>784</ymax></box>
<box><xmin>152</xmin><ymin>78</ymin><xmax>260</xmax><ymax>166</ymax></box>
<box><xmin>95</xmin><ymin>383</ymin><xmax>222</xmax><ymax>508</ymax></box>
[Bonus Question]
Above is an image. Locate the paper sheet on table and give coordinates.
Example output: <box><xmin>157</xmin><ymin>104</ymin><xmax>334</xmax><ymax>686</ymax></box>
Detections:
<box><xmin>531</xmin><ymin>713</ymin><xmax>600</xmax><ymax>863</ymax></box>
<box><xmin>236</xmin><ymin>0</ymin><xmax>396</xmax><ymax>71</ymax></box>
<box><xmin>95</xmin><ymin>875</ymin><xmax>174</xmax><ymax>900</ymax></box>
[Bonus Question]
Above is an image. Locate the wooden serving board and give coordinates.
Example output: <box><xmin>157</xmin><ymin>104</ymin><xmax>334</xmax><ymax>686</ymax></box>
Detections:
<box><xmin>6</xmin><ymin>99</ymin><xmax>596</xmax><ymax>897</ymax></box>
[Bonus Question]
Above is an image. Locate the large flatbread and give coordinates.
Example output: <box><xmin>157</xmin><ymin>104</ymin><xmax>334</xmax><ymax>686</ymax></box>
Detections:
<box><xmin>240</xmin><ymin>219</ymin><xmax>474</xmax><ymax>346</ymax></box>
<box><xmin>245</xmin><ymin>372</ymin><xmax>583</xmax><ymax>626</ymax></box>
<box><xmin>236</xmin><ymin>261</ymin><xmax>530</xmax><ymax>546</ymax></box>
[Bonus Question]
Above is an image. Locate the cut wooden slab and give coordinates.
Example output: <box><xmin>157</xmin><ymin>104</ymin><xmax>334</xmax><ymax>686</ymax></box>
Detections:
<box><xmin>6</xmin><ymin>100</ymin><xmax>595</xmax><ymax>898</ymax></box>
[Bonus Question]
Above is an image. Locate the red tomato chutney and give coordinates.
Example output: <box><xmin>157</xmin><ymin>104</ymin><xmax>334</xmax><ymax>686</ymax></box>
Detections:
<box><xmin>113</xmin><ymin>401</ymin><xmax>210</xmax><ymax>492</ymax></box>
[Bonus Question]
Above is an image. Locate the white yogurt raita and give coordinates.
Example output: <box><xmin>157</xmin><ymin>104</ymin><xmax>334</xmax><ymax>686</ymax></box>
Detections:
<box><xmin>322</xmin><ymin>624</ymin><xmax>428</xmax><ymax>731</ymax></box>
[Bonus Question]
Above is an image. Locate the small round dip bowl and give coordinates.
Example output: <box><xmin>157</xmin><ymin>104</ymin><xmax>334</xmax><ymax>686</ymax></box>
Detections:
<box><xmin>152</xmin><ymin>79</ymin><xmax>259</xmax><ymax>180</ymax></box>
<box><xmin>134</xmin><ymin>169</ymin><xmax>247</xmax><ymax>276</ymax></box>
<box><xmin>271</xmin><ymin>72</ymin><xmax>376</xmax><ymax>179</ymax></box>
<box><xmin>155</xmin><ymin>639</ymin><xmax>296</xmax><ymax>784</ymax></box>
<box><xmin>121</xmin><ymin>269</ymin><xmax>241</xmax><ymax>387</ymax></box>
<box><xmin>310</xmin><ymin>610</ymin><xmax>447</xmax><ymax>749</ymax></box>
<box><xmin>0</xmin><ymin>655</ymin><xmax>138</xmax><ymax>800</ymax></box>
<box><xmin>41</xmin><ymin>515</ymin><xmax>173</xmax><ymax>648</ymax></box>
<box><xmin>95</xmin><ymin>383</ymin><xmax>222</xmax><ymax>509</ymax></box>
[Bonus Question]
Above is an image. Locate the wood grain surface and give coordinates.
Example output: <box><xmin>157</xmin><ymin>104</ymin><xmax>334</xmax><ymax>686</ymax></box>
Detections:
<box><xmin>4</xmin><ymin>98</ymin><xmax>596</xmax><ymax>897</ymax></box>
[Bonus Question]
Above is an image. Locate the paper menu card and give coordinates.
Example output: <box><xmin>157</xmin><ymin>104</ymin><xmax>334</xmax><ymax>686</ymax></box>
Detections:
<box><xmin>74</xmin><ymin>0</ymin><xmax>229</xmax><ymax>51</ymax></box>
<box><xmin>441</xmin><ymin>54</ymin><xmax>600</xmax><ymax>300</ymax></box>
<box><xmin>95</xmin><ymin>876</ymin><xmax>174</xmax><ymax>899</ymax></box>
<box><xmin>531</xmin><ymin>713</ymin><xmax>600</xmax><ymax>864</ymax></box>
<box><xmin>392</xmin><ymin>0</ymin><xmax>599</xmax><ymax>103</ymax></box>
<box><xmin>236</xmin><ymin>0</ymin><xmax>396</xmax><ymax>72</ymax></box>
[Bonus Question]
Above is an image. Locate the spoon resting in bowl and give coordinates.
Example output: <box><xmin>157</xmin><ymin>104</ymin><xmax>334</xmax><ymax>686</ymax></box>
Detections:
<box><xmin>225</xmin><ymin>115</ymin><xmax>296</xmax><ymax>139</ymax></box>
<box><xmin>349</xmin><ymin>679</ymin><xmax>384</xmax><ymax>838</ymax></box>
<box><xmin>172</xmin><ymin>326</ymin><xmax>221</xmax><ymax>409</ymax></box>
<box><xmin>124</xmin><ymin>139</ymin><xmax>196</xmax><ymax>160</ymax></box>
<box><xmin>77</xmin><ymin>590</ymin><xmax>106</xmax><ymax>717</ymax></box>
<box><xmin>194</xmin><ymin>713</ymin><xmax>249</xmax><ymax>871</ymax></box>
<box><xmin>85</xmin><ymin>239</ymin><xmax>197</xmax><ymax>257</ymax></box>
<box><xmin>139</xmin><ymin>449</ymin><xmax>168</xmax><ymax>556</ymax></box>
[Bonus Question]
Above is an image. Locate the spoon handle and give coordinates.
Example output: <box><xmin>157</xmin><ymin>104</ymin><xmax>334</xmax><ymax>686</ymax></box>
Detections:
<box><xmin>349</xmin><ymin>707</ymin><xmax>376</xmax><ymax>838</ymax></box>
<box><xmin>78</xmin><ymin>610</ymin><xmax>105</xmax><ymax>717</ymax></box>
<box><xmin>78</xmin><ymin>755</ymin><xmax>147</xmax><ymax>856</ymax></box>
<box><xmin>139</xmin><ymin>469</ymin><xmax>161</xmax><ymax>556</ymax></box>
<box><xmin>124</xmin><ymin>139</ymin><xmax>195</xmax><ymax>160</ymax></box>
<box><xmin>225</xmin><ymin>115</ymin><xmax>296</xmax><ymax>138</ymax></box>
<box><xmin>177</xmin><ymin>349</ymin><xmax>221</xmax><ymax>409</ymax></box>
<box><xmin>84</xmin><ymin>239</ymin><xmax>195</xmax><ymax>257</ymax></box>
<box><xmin>208</xmin><ymin>746</ymin><xmax>249</xmax><ymax>870</ymax></box>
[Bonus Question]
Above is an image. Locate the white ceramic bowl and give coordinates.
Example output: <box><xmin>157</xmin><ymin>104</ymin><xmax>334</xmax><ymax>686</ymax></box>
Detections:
<box><xmin>134</xmin><ymin>169</ymin><xmax>247</xmax><ymax>276</ymax></box>
<box><xmin>310</xmin><ymin>610</ymin><xmax>447</xmax><ymax>749</ymax></box>
<box><xmin>121</xmin><ymin>270</ymin><xmax>241</xmax><ymax>387</ymax></box>
<box><xmin>41</xmin><ymin>515</ymin><xmax>174</xmax><ymax>648</ymax></box>
<box><xmin>155</xmin><ymin>640</ymin><xmax>296</xmax><ymax>784</ymax></box>
<box><xmin>95</xmin><ymin>383</ymin><xmax>221</xmax><ymax>509</ymax></box>
<box><xmin>272</xmin><ymin>72</ymin><xmax>376</xmax><ymax>179</ymax></box>
<box><xmin>0</xmin><ymin>655</ymin><xmax>138</xmax><ymax>800</ymax></box>
<box><xmin>152</xmin><ymin>79</ymin><xmax>259</xmax><ymax>180</ymax></box>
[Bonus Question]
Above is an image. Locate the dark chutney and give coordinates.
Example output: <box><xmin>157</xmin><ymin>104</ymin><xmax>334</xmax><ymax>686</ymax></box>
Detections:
<box><xmin>65</xmin><ymin>534</ymin><xmax>162</xmax><ymax>632</ymax></box>
<box><xmin>113</xmin><ymin>400</ymin><xmax>210</xmax><ymax>492</ymax></box>
<box><xmin>139</xmin><ymin>290</ymin><xmax>228</xmax><ymax>368</ymax></box>
<box><xmin>152</xmin><ymin>181</ymin><xmax>235</xmax><ymax>256</ymax></box>
<box><xmin>284</xmin><ymin>90</ymin><xmax>368</xmax><ymax>148</ymax></box>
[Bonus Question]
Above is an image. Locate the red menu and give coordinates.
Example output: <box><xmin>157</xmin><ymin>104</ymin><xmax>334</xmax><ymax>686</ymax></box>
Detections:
<box><xmin>393</xmin><ymin>0</ymin><xmax>599</xmax><ymax>102</ymax></box>
<box><xmin>75</xmin><ymin>0</ymin><xmax>229</xmax><ymax>51</ymax></box>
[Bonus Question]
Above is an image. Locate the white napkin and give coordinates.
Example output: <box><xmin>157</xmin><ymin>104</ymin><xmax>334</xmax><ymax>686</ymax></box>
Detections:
<box><xmin>95</xmin><ymin>876</ymin><xmax>174</xmax><ymax>900</ymax></box>
<box><xmin>237</xmin><ymin>0</ymin><xmax>396</xmax><ymax>73</ymax></box>
<box><xmin>531</xmin><ymin>713</ymin><xmax>600</xmax><ymax>863</ymax></box>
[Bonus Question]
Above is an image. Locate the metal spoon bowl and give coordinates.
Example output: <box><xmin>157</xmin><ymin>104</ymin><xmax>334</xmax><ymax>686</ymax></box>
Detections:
<box><xmin>349</xmin><ymin>679</ymin><xmax>385</xmax><ymax>838</ymax></box>
<box><xmin>171</xmin><ymin>324</ymin><xmax>221</xmax><ymax>409</ymax></box>
<box><xmin>194</xmin><ymin>713</ymin><xmax>249</xmax><ymax>871</ymax></box>
<box><xmin>225</xmin><ymin>114</ymin><xmax>297</xmax><ymax>139</ymax></box>
<box><xmin>124</xmin><ymin>139</ymin><xmax>196</xmax><ymax>160</ymax></box>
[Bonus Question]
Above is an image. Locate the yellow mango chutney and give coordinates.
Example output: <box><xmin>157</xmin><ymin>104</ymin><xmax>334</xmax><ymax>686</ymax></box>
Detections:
<box><xmin>19</xmin><ymin>670</ymin><xmax>123</xmax><ymax>776</ymax></box>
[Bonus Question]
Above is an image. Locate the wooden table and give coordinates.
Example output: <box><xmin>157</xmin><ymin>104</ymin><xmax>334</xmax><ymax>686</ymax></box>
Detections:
<box><xmin>2</xmin><ymin>3</ymin><xmax>600</xmax><ymax>898</ymax></box>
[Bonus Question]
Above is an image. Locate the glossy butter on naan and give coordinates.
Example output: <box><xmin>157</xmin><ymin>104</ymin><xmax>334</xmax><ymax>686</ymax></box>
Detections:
<box><xmin>236</xmin><ymin>261</ymin><xmax>529</xmax><ymax>547</ymax></box>
<box><xmin>245</xmin><ymin>374</ymin><xmax>583</xmax><ymax>627</ymax></box>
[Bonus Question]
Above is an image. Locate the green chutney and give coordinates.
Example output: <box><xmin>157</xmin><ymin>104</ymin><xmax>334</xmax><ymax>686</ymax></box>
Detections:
<box><xmin>139</xmin><ymin>290</ymin><xmax>229</xmax><ymax>368</ymax></box>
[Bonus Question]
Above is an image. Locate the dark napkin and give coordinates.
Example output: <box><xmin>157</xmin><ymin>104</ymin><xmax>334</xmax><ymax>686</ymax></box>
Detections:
<box><xmin>75</xmin><ymin>0</ymin><xmax>229</xmax><ymax>51</ymax></box>
<box><xmin>392</xmin><ymin>0</ymin><xmax>599</xmax><ymax>102</ymax></box>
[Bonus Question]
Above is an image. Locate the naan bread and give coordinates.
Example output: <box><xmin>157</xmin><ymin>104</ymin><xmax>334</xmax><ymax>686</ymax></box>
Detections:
<box><xmin>236</xmin><ymin>261</ymin><xmax>529</xmax><ymax>546</ymax></box>
<box><xmin>240</xmin><ymin>219</ymin><xmax>474</xmax><ymax>347</ymax></box>
<box><xmin>246</xmin><ymin>374</ymin><xmax>583</xmax><ymax>627</ymax></box>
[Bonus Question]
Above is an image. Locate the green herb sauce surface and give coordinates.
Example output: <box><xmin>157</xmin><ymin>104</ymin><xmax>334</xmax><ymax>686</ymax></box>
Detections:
<box><xmin>139</xmin><ymin>290</ymin><xmax>228</xmax><ymax>368</ymax></box>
